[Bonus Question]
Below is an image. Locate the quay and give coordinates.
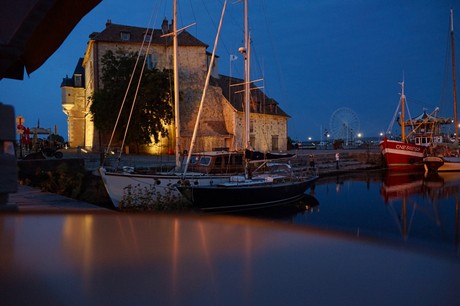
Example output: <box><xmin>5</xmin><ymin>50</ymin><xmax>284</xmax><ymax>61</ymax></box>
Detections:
<box><xmin>2</xmin><ymin>147</ymin><xmax>383</xmax><ymax>212</ymax></box>
<box><xmin>3</xmin><ymin>184</ymin><xmax>113</xmax><ymax>212</ymax></box>
<box><xmin>62</xmin><ymin>146</ymin><xmax>384</xmax><ymax>175</ymax></box>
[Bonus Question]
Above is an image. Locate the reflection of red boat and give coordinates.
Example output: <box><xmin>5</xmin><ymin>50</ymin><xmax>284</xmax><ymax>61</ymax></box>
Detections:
<box><xmin>380</xmin><ymin>171</ymin><xmax>424</xmax><ymax>202</ymax></box>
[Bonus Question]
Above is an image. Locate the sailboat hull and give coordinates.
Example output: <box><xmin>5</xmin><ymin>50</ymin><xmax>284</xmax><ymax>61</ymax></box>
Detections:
<box><xmin>99</xmin><ymin>167</ymin><xmax>232</xmax><ymax>208</ymax></box>
<box><xmin>177</xmin><ymin>177</ymin><xmax>318</xmax><ymax>212</ymax></box>
<box><xmin>379</xmin><ymin>138</ymin><xmax>425</xmax><ymax>170</ymax></box>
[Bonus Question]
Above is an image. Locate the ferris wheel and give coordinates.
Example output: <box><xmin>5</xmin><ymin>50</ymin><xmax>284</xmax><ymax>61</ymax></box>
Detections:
<box><xmin>329</xmin><ymin>107</ymin><xmax>360</xmax><ymax>144</ymax></box>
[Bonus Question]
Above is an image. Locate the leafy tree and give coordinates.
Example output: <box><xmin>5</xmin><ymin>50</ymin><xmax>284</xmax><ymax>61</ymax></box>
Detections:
<box><xmin>89</xmin><ymin>49</ymin><xmax>173</xmax><ymax>149</ymax></box>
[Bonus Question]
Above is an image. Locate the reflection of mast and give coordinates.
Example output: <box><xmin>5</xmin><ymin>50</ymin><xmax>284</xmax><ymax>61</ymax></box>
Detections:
<box><xmin>401</xmin><ymin>196</ymin><xmax>407</xmax><ymax>241</ymax></box>
<box><xmin>456</xmin><ymin>195</ymin><xmax>459</xmax><ymax>250</ymax></box>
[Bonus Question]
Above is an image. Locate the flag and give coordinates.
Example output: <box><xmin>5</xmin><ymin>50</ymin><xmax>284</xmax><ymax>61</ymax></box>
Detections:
<box><xmin>230</xmin><ymin>54</ymin><xmax>238</xmax><ymax>61</ymax></box>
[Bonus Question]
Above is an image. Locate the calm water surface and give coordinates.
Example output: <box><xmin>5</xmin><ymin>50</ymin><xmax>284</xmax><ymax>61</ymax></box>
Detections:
<box><xmin>231</xmin><ymin>170</ymin><xmax>460</xmax><ymax>259</ymax></box>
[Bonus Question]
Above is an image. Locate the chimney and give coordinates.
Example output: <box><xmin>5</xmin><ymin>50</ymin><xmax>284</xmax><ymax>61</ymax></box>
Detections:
<box><xmin>161</xmin><ymin>18</ymin><xmax>168</xmax><ymax>34</ymax></box>
<box><xmin>106</xmin><ymin>19</ymin><xmax>112</xmax><ymax>27</ymax></box>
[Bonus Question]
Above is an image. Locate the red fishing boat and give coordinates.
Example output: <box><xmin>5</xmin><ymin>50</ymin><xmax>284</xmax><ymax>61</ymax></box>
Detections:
<box><xmin>380</xmin><ymin>82</ymin><xmax>452</xmax><ymax>170</ymax></box>
<box><xmin>379</xmin><ymin>137</ymin><xmax>425</xmax><ymax>170</ymax></box>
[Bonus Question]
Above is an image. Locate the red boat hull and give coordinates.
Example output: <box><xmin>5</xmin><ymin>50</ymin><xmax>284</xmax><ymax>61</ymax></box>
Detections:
<box><xmin>379</xmin><ymin>138</ymin><xmax>425</xmax><ymax>170</ymax></box>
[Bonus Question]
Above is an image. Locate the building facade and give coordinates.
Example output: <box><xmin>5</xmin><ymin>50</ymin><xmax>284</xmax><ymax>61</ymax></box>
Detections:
<box><xmin>61</xmin><ymin>19</ymin><xmax>290</xmax><ymax>154</ymax></box>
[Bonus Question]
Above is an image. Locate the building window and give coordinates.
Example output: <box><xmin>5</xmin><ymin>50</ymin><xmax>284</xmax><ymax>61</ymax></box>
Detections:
<box><xmin>144</xmin><ymin>33</ymin><xmax>152</xmax><ymax>42</ymax></box>
<box><xmin>250</xmin><ymin>135</ymin><xmax>256</xmax><ymax>148</ymax></box>
<box><xmin>146</xmin><ymin>54</ymin><xmax>157</xmax><ymax>70</ymax></box>
<box><xmin>74</xmin><ymin>74</ymin><xmax>82</xmax><ymax>87</ymax></box>
<box><xmin>271</xmin><ymin>135</ymin><xmax>279</xmax><ymax>151</ymax></box>
<box><xmin>120</xmin><ymin>31</ymin><xmax>131</xmax><ymax>41</ymax></box>
<box><xmin>249</xmin><ymin>120</ymin><xmax>254</xmax><ymax>133</ymax></box>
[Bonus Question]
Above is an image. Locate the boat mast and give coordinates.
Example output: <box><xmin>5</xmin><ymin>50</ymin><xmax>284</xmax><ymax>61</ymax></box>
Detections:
<box><xmin>173</xmin><ymin>0</ymin><xmax>181</xmax><ymax>169</ymax></box>
<box><xmin>451</xmin><ymin>8</ymin><xmax>458</xmax><ymax>144</ymax></box>
<box><xmin>182</xmin><ymin>1</ymin><xmax>227</xmax><ymax>175</ymax></box>
<box><xmin>400</xmin><ymin>81</ymin><xmax>406</xmax><ymax>141</ymax></box>
<box><xmin>243</xmin><ymin>0</ymin><xmax>250</xmax><ymax>150</ymax></box>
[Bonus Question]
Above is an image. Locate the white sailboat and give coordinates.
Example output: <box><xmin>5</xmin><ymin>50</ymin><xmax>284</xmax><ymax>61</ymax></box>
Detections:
<box><xmin>99</xmin><ymin>1</ymin><xmax>237</xmax><ymax>209</ymax></box>
<box><xmin>424</xmin><ymin>9</ymin><xmax>460</xmax><ymax>172</ymax></box>
<box><xmin>176</xmin><ymin>0</ymin><xmax>318</xmax><ymax>212</ymax></box>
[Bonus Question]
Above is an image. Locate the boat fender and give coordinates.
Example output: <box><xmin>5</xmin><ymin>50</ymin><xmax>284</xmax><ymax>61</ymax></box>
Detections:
<box><xmin>155</xmin><ymin>179</ymin><xmax>161</xmax><ymax>185</ymax></box>
<box><xmin>230</xmin><ymin>175</ymin><xmax>245</xmax><ymax>182</ymax></box>
<box><xmin>122</xmin><ymin>166</ymin><xmax>134</xmax><ymax>173</ymax></box>
<box><xmin>194</xmin><ymin>180</ymin><xmax>199</xmax><ymax>185</ymax></box>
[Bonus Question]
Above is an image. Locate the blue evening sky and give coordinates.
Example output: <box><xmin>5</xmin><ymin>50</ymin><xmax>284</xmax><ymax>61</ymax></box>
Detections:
<box><xmin>1</xmin><ymin>0</ymin><xmax>459</xmax><ymax>142</ymax></box>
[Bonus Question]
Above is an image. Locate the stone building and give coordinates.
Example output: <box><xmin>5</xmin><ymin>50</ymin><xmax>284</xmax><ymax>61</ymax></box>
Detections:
<box><xmin>61</xmin><ymin>19</ymin><xmax>290</xmax><ymax>154</ymax></box>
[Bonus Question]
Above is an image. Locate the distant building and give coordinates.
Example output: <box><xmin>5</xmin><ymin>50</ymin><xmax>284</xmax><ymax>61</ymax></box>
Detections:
<box><xmin>61</xmin><ymin>19</ymin><xmax>290</xmax><ymax>154</ymax></box>
<box><xmin>61</xmin><ymin>58</ymin><xmax>85</xmax><ymax>148</ymax></box>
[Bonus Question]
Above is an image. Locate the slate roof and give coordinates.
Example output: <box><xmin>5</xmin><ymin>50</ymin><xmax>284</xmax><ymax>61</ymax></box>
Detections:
<box><xmin>89</xmin><ymin>20</ymin><xmax>208</xmax><ymax>48</ymax></box>
<box><xmin>211</xmin><ymin>74</ymin><xmax>290</xmax><ymax>117</ymax></box>
<box><xmin>61</xmin><ymin>58</ymin><xmax>85</xmax><ymax>87</ymax></box>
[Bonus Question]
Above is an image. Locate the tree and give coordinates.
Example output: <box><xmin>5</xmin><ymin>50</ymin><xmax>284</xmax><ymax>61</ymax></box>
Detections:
<box><xmin>89</xmin><ymin>49</ymin><xmax>173</xmax><ymax>150</ymax></box>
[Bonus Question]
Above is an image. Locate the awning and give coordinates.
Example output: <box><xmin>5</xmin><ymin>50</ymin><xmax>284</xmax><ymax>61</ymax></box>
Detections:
<box><xmin>0</xmin><ymin>0</ymin><xmax>101</xmax><ymax>80</ymax></box>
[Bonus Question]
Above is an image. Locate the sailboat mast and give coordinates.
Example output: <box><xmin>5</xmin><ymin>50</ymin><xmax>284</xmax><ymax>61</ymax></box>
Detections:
<box><xmin>451</xmin><ymin>8</ymin><xmax>458</xmax><ymax>144</ymax></box>
<box><xmin>173</xmin><ymin>0</ymin><xmax>181</xmax><ymax>168</ymax></box>
<box><xmin>243</xmin><ymin>0</ymin><xmax>250</xmax><ymax>149</ymax></box>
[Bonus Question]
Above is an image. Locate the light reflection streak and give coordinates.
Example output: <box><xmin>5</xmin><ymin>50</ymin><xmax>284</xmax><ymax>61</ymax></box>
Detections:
<box><xmin>198</xmin><ymin>220</ymin><xmax>217</xmax><ymax>303</ymax></box>
<box><xmin>63</xmin><ymin>214</ymin><xmax>94</xmax><ymax>293</ymax></box>
<box><xmin>171</xmin><ymin>217</ymin><xmax>179</xmax><ymax>305</ymax></box>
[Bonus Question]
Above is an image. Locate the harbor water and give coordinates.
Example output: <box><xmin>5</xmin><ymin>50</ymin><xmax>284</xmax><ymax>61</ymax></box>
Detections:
<box><xmin>232</xmin><ymin>170</ymin><xmax>460</xmax><ymax>259</ymax></box>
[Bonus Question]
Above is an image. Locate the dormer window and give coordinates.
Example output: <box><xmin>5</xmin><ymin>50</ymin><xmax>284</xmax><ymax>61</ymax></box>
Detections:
<box><xmin>144</xmin><ymin>33</ymin><xmax>152</xmax><ymax>43</ymax></box>
<box><xmin>74</xmin><ymin>74</ymin><xmax>82</xmax><ymax>87</ymax></box>
<box><xmin>120</xmin><ymin>31</ymin><xmax>131</xmax><ymax>41</ymax></box>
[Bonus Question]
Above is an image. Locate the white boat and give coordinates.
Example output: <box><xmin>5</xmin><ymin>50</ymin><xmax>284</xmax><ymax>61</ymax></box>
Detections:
<box><xmin>423</xmin><ymin>9</ymin><xmax>460</xmax><ymax>172</ymax></box>
<box><xmin>176</xmin><ymin>0</ymin><xmax>318</xmax><ymax>212</ymax></box>
<box><xmin>100</xmin><ymin>165</ymin><xmax>231</xmax><ymax>209</ymax></box>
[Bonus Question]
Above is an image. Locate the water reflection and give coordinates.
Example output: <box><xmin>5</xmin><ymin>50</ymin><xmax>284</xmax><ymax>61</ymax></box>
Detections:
<box><xmin>3</xmin><ymin>212</ymin><xmax>460</xmax><ymax>305</ymax></box>
<box><xmin>231</xmin><ymin>170</ymin><xmax>460</xmax><ymax>257</ymax></box>
<box><xmin>382</xmin><ymin>172</ymin><xmax>460</xmax><ymax>246</ymax></box>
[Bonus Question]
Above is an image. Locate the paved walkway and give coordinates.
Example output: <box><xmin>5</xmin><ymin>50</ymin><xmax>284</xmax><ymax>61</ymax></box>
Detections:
<box><xmin>2</xmin><ymin>184</ymin><xmax>113</xmax><ymax>213</ymax></box>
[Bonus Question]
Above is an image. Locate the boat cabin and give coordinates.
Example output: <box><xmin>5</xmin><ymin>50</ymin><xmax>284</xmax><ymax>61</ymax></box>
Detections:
<box><xmin>404</xmin><ymin>110</ymin><xmax>453</xmax><ymax>146</ymax></box>
<box><xmin>188</xmin><ymin>151</ymin><xmax>245</xmax><ymax>174</ymax></box>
